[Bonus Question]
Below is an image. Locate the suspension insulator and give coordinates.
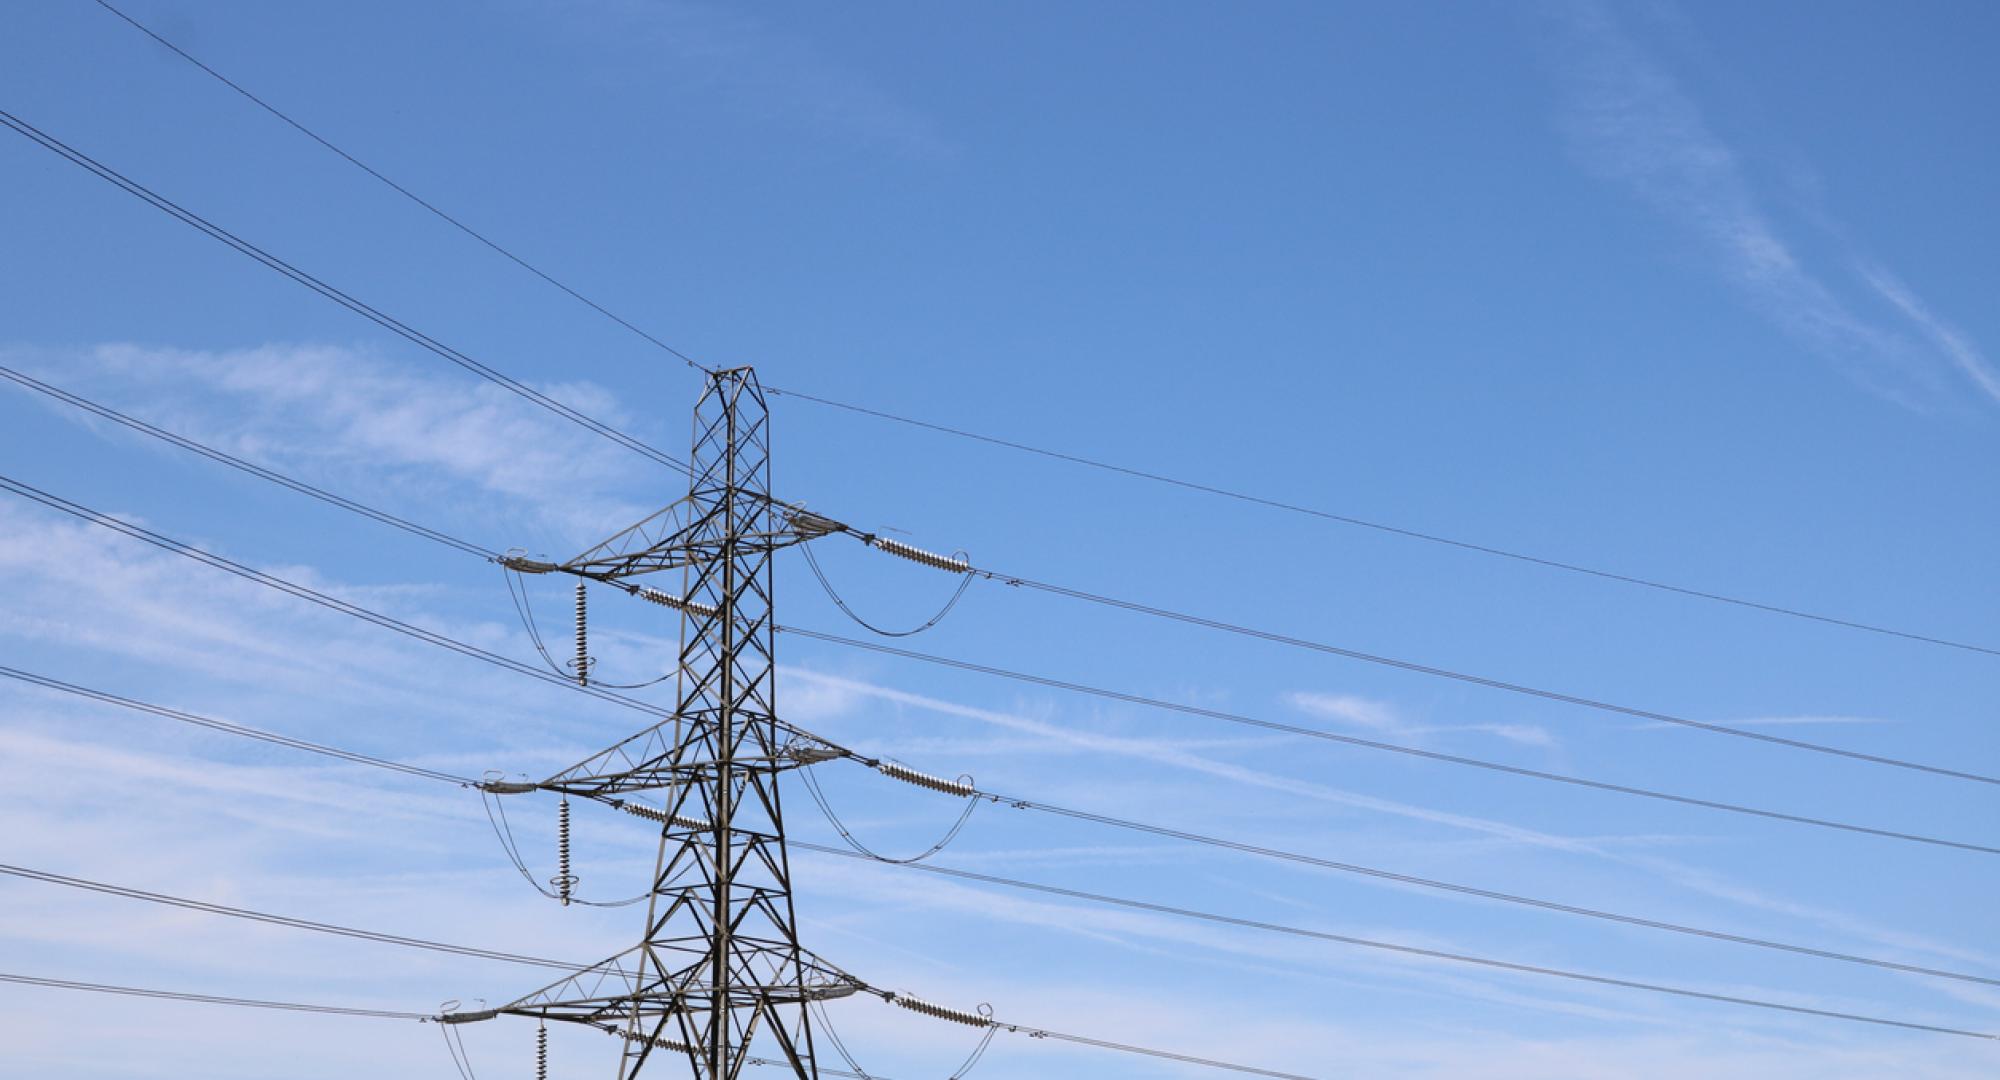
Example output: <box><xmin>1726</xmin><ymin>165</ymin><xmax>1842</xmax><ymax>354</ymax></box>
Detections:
<box><xmin>607</xmin><ymin>1026</ymin><xmax>697</xmax><ymax>1055</ymax></box>
<box><xmin>877</xmin><ymin>761</ymin><xmax>975</xmax><ymax>798</ymax></box>
<box><xmin>869</xmin><ymin>536</ymin><xmax>971</xmax><ymax>574</ymax></box>
<box><xmin>618</xmin><ymin>801</ymin><xmax>711</xmax><ymax>832</ymax></box>
<box><xmin>892</xmin><ymin>993</ymin><xmax>995</xmax><ymax>1028</ymax></box>
<box><xmin>573</xmin><ymin>580</ymin><xmax>589</xmax><ymax>687</ymax></box>
<box><xmin>553</xmin><ymin>797</ymin><xmax>577</xmax><ymax>906</ymax></box>
<box><xmin>536</xmin><ymin>1022</ymin><xmax>549</xmax><ymax>1080</ymax></box>
<box><xmin>633</xmin><ymin>585</ymin><xmax>720</xmax><ymax>620</ymax></box>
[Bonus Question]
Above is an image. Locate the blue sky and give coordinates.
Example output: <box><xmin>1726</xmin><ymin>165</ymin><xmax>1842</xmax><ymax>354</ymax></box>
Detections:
<box><xmin>1</xmin><ymin>1</ymin><xmax>1996</xmax><ymax>1077</ymax></box>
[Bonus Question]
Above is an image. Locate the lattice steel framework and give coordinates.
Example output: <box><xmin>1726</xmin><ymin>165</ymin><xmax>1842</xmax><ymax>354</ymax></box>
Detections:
<box><xmin>476</xmin><ymin>367</ymin><xmax>846</xmax><ymax>1078</ymax></box>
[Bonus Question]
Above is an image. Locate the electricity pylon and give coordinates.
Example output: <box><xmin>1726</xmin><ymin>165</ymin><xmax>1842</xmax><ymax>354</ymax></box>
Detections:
<box><xmin>457</xmin><ymin>366</ymin><xmax>854</xmax><ymax>1078</ymax></box>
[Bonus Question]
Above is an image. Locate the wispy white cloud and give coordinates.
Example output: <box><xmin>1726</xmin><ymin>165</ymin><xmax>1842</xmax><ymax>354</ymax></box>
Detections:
<box><xmin>1856</xmin><ymin>263</ymin><xmax>2000</xmax><ymax>404</ymax></box>
<box><xmin>1287</xmin><ymin>690</ymin><xmax>1406</xmax><ymax>732</ymax></box>
<box><xmin>6</xmin><ymin>341</ymin><xmax>664</xmax><ymax>545</ymax></box>
<box><xmin>1544</xmin><ymin>2</ymin><xmax>1998</xmax><ymax>409</ymax></box>
<box><xmin>1286</xmin><ymin>690</ymin><xmax>1557</xmax><ymax>748</ymax></box>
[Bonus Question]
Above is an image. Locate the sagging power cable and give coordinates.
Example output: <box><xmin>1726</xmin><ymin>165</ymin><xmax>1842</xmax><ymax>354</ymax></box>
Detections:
<box><xmin>797</xmin><ymin>763</ymin><xmax>979</xmax><ymax>865</ymax></box>
<box><xmin>12</xmin><ymin>362</ymin><xmax>1994</xmax><ymax>814</ymax></box>
<box><xmin>21</xmin><ymin>676</ymin><xmax>1996</xmax><ymax>1037</ymax></box>
<box><xmin>9</xmin><ymin>469</ymin><xmax>1995</xmax><ymax>992</ymax></box>
<box><xmin>780</xmin><ymin>628</ymin><xmax>2000</xmax><ymax>856</ymax></box>
<box><xmin>87</xmin><ymin>0</ymin><xmax>1995</xmax><ymax>671</ymax></box>
<box><xmin>0</xmin><ymin>107</ymin><xmax>692</xmax><ymax>476</ymax></box>
<box><xmin>801</xmin><ymin>540</ymin><xmax>972</xmax><ymax>638</ymax></box>
<box><xmin>815</xmin><ymin>754</ymin><xmax>2000</xmax><ymax>989</ymax></box>
<box><xmin>954</xmin><ymin>564</ymin><xmax>2000</xmax><ymax>787</ymax></box>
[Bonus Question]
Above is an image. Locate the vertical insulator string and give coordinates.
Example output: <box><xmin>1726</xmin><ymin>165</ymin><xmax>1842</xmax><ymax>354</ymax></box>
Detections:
<box><xmin>554</xmin><ymin>797</ymin><xmax>575</xmax><ymax>907</ymax></box>
<box><xmin>536</xmin><ymin>1021</ymin><xmax>549</xmax><ymax>1080</ymax></box>
<box><xmin>573</xmin><ymin>580</ymin><xmax>589</xmax><ymax>686</ymax></box>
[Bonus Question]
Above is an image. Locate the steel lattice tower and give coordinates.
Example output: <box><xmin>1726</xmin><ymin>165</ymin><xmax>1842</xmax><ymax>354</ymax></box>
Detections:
<box><xmin>462</xmin><ymin>367</ymin><xmax>851</xmax><ymax>1078</ymax></box>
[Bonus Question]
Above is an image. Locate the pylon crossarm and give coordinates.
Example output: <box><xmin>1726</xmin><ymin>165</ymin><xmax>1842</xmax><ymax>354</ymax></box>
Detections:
<box><xmin>503</xmin><ymin>499</ymin><xmax>842</xmax><ymax>586</ymax></box>
<box><xmin>526</xmin><ymin>720</ymin><xmax>847</xmax><ymax>798</ymax></box>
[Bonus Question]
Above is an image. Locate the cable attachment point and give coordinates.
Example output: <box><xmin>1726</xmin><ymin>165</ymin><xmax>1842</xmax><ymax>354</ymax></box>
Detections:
<box><xmin>890</xmin><ymin>993</ymin><xmax>996</xmax><ymax>1028</ymax></box>
<box><xmin>876</xmin><ymin>761</ymin><xmax>976</xmax><ymax>797</ymax></box>
<box><xmin>498</xmin><ymin>552</ymin><xmax>560</xmax><ymax>574</ymax></box>
<box><xmin>631</xmin><ymin>584</ymin><xmax>720</xmax><ymax>620</ymax></box>
<box><xmin>784</xmin><ymin>742</ymin><xmax>846</xmax><ymax>766</ymax></box>
<box><xmin>868</xmin><ymin>536</ymin><xmax>971</xmax><ymax>574</ymax></box>
<box><xmin>804</xmin><ymin>977</ymin><xmax>863</xmax><ymax>1002</ymax></box>
<box><xmin>552</xmin><ymin>797</ymin><xmax>577</xmax><ymax>907</ymax></box>
<box><xmin>785</xmin><ymin>506</ymin><xmax>848</xmax><ymax>539</ymax></box>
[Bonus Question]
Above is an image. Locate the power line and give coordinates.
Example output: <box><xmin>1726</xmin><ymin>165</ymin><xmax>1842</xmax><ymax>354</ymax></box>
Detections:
<box><xmin>967</xmin><ymin>1009</ymin><xmax>1320</xmax><ymax>1079</ymax></box>
<box><xmin>35</xmin><ymin>645</ymin><xmax>1981</xmax><ymax>997</ymax></box>
<box><xmin>0</xmin><ymin>664</ymin><xmax>474</xmax><ymax>786</ymax></box>
<box><xmin>80</xmin><ymin>0</ymin><xmax>1997</xmax><ymax>667</ymax></box>
<box><xmin>0</xmin><ymin>472</ymin><xmax>685</xmax><ymax>729</ymax></box>
<box><xmin>967</xmin><ymin>563</ymin><xmax>2000</xmax><ymax>786</ymax></box>
<box><xmin>9</xmin><ymin>451</ymin><xmax>1992</xmax><ymax>994</ymax></box>
<box><xmin>0</xmin><ymin>963</ymin><xmax>1324</xmax><ymax>1080</ymax></box>
<box><xmin>88</xmin><ymin>0</ymin><xmax>712</xmax><ymax>378</ymax></box>
<box><xmin>798</xmin><ymin>844</ymin><xmax>2000</xmax><ymax>1040</ymax></box>
<box><xmin>16</xmin><ymin>343</ymin><xmax>1980</xmax><ymax>802</ymax></box>
<box><xmin>0</xmin><ymin>970</ymin><xmax>430</xmax><ymax>1020</ymax></box>
<box><xmin>28</xmin><ymin>670</ymin><xmax>1995</xmax><ymax>1028</ymax></box>
<box><xmin>0</xmin><ymin>860</ymin><xmax>1318</xmax><ymax>1080</ymax></box>
<box><xmin>8</xmin><ymin>366</ymin><xmax>1985</xmax><ymax>851</ymax></box>
<box><xmin>759</xmin><ymin>390</ymin><xmax>2000</xmax><ymax>662</ymax></box>
<box><xmin>0</xmin><ymin>863</ymin><xmax>581</xmax><ymax>973</ymax></box>
<box><xmin>0</xmin><ymin>107</ymin><xmax>690</xmax><ymax>476</ymax></box>
<box><xmin>780</xmin><ymin>628</ymin><xmax>1999</xmax><ymax>855</ymax></box>
<box><xmin>1</xmin><ymin>113</ymin><xmax>1979</xmax><ymax>791</ymax></box>
<box><xmin>849</xmin><ymin>767</ymin><xmax>2000</xmax><ymax>988</ymax></box>
<box><xmin>0</xmin><ymin>364</ymin><xmax>497</xmax><ymax>558</ymax></box>
<box><xmin>1</xmin><ymin>966</ymin><xmax>891</xmax><ymax>1077</ymax></box>
<box><xmin>5</xmin><ymin>362</ymin><xmax>1989</xmax><ymax>1021</ymax></box>
<box><xmin>9</xmin><ymin>469</ymin><xmax>1992</xmax><ymax>990</ymax></box>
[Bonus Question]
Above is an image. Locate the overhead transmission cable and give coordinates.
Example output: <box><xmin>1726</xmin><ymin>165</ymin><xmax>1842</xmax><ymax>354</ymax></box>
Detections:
<box><xmin>763</xmin><ymin>387</ymin><xmax>2000</xmax><ymax>662</ymax></box>
<box><xmin>823</xmin><ymin>754</ymin><xmax>2000</xmax><ymax>988</ymax></box>
<box><xmin>0</xmin><ymin>971</ymin><xmax>430</xmax><ymax>1020</ymax></box>
<box><xmin>0</xmin><ymin>373</ymin><xmax>1985</xmax><ymax>852</ymax></box>
<box><xmin>873</xmin><ymin>991</ymin><xmax>1325</xmax><ymax>1079</ymax></box>
<box><xmin>0</xmin><ymin>107</ymin><xmax>690</xmax><ymax>476</ymax></box>
<box><xmin>0</xmin><ymin>473</ymin><xmax>694</xmax><ymax>731</ymax></box>
<box><xmin>803</xmin><ymin>844</ymin><xmax>1999</xmax><ymax>1041</ymax></box>
<box><xmin>77</xmin><ymin>0</ymin><xmax>1997</xmax><ymax>664</ymax></box>
<box><xmin>0</xmin><ymin>863</ymin><xmax>583</xmax><ymax>972</ymax></box>
<box><xmin>23</xmin><ymin>668</ymin><xmax>1998</xmax><ymax>1031</ymax></box>
<box><xmin>800</xmin><ymin>541</ymin><xmax>974</xmax><ymax>638</ymax></box>
<box><xmin>0</xmin><ymin>364</ymin><xmax>497</xmax><ymax>558</ymax></box>
<box><xmin>780</xmin><ymin>628</ymin><xmax>2000</xmax><ymax>855</ymax></box>
<box><xmin>87</xmin><ymin>0</ymin><xmax>711</xmax><ymax>378</ymax></box>
<box><xmin>951</xmin><ymin>559</ymin><xmax>2000</xmax><ymax>787</ymax></box>
<box><xmin>21</xmin><ymin>647</ymin><xmax>1987</xmax><ymax>996</ymax></box>
<box><xmin>797</xmin><ymin>763</ymin><xmax>981</xmax><ymax>864</ymax></box>
<box><xmin>0</xmin><ymin>663</ymin><xmax>474</xmax><ymax>786</ymax></box>
<box><xmin>0</xmin><ymin>967</ymin><xmax>1322</xmax><ymax>1080</ymax></box>
<box><xmin>2</xmin><ymin>109</ymin><xmax>1987</xmax><ymax>786</ymax></box>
